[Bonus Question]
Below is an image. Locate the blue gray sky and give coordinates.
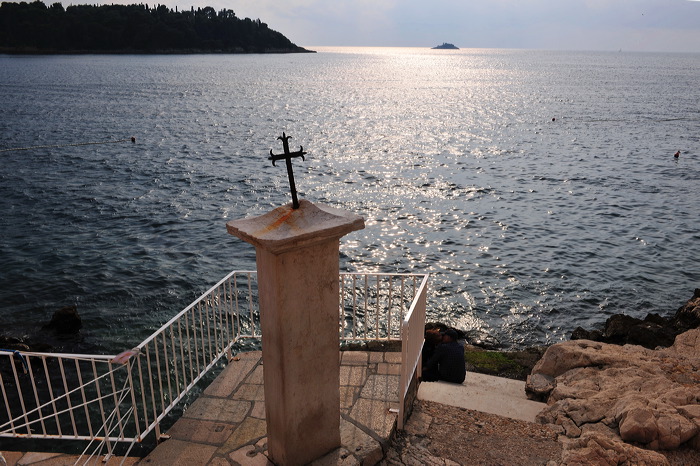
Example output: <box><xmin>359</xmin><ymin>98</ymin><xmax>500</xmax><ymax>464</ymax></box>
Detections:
<box><xmin>85</xmin><ymin>0</ymin><xmax>700</xmax><ymax>52</ymax></box>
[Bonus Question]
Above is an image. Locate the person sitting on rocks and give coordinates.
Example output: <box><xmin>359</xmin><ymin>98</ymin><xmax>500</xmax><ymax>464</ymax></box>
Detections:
<box><xmin>422</xmin><ymin>328</ymin><xmax>466</xmax><ymax>384</ymax></box>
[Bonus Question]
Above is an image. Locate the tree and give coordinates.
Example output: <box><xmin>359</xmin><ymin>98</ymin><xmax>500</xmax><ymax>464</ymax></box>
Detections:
<box><xmin>0</xmin><ymin>1</ymin><xmax>311</xmax><ymax>53</ymax></box>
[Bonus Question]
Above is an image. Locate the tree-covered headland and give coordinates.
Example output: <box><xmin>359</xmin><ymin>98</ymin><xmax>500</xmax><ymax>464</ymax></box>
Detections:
<box><xmin>0</xmin><ymin>1</ymin><xmax>314</xmax><ymax>53</ymax></box>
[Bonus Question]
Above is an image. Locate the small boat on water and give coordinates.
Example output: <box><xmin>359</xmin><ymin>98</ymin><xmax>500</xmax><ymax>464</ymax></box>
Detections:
<box><xmin>432</xmin><ymin>42</ymin><xmax>459</xmax><ymax>49</ymax></box>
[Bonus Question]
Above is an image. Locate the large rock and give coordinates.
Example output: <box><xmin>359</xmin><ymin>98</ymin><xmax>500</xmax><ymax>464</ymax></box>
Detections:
<box><xmin>571</xmin><ymin>289</ymin><xmax>700</xmax><ymax>350</ymax></box>
<box><xmin>528</xmin><ymin>329</ymin><xmax>700</xmax><ymax>453</ymax></box>
<box><xmin>43</xmin><ymin>305</ymin><xmax>82</xmax><ymax>334</ymax></box>
<box><xmin>560</xmin><ymin>432</ymin><xmax>671</xmax><ymax>465</ymax></box>
<box><xmin>571</xmin><ymin>313</ymin><xmax>677</xmax><ymax>349</ymax></box>
<box><xmin>525</xmin><ymin>373</ymin><xmax>556</xmax><ymax>402</ymax></box>
<box><xmin>673</xmin><ymin>289</ymin><xmax>700</xmax><ymax>334</ymax></box>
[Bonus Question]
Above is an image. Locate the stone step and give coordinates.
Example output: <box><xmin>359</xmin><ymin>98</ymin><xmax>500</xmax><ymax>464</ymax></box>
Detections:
<box><xmin>417</xmin><ymin>371</ymin><xmax>546</xmax><ymax>423</ymax></box>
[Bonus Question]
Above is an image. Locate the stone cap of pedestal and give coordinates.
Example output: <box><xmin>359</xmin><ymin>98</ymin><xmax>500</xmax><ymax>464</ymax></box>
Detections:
<box><xmin>226</xmin><ymin>199</ymin><xmax>365</xmax><ymax>255</ymax></box>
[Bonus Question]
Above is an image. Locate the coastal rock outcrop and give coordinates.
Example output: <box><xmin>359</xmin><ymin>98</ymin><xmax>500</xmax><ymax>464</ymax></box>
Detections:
<box><xmin>571</xmin><ymin>288</ymin><xmax>700</xmax><ymax>349</ymax></box>
<box><xmin>43</xmin><ymin>305</ymin><xmax>82</xmax><ymax>334</ymax></box>
<box><xmin>560</xmin><ymin>432</ymin><xmax>671</xmax><ymax>465</ymax></box>
<box><xmin>526</xmin><ymin>328</ymin><xmax>700</xmax><ymax>459</ymax></box>
<box><xmin>674</xmin><ymin>288</ymin><xmax>700</xmax><ymax>329</ymax></box>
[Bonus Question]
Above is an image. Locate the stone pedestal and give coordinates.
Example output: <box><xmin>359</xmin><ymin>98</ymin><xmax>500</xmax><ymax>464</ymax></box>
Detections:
<box><xmin>226</xmin><ymin>199</ymin><xmax>364</xmax><ymax>466</ymax></box>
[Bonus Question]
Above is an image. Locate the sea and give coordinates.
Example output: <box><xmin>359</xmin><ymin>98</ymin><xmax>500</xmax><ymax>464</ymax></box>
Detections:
<box><xmin>1</xmin><ymin>47</ymin><xmax>699</xmax><ymax>353</ymax></box>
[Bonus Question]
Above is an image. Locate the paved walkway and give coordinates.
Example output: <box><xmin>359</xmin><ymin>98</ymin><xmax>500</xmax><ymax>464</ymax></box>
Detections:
<box><xmin>143</xmin><ymin>350</ymin><xmax>402</xmax><ymax>465</ymax></box>
<box><xmin>0</xmin><ymin>350</ymin><xmax>403</xmax><ymax>466</ymax></box>
<box><xmin>417</xmin><ymin>371</ymin><xmax>547</xmax><ymax>423</ymax></box>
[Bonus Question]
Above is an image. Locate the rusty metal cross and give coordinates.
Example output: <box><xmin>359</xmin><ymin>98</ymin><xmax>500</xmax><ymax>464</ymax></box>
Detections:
<box><xmin>268</xmin><ymin>132</ymin><xmax>306</xmax><ymax>209</ymax></box>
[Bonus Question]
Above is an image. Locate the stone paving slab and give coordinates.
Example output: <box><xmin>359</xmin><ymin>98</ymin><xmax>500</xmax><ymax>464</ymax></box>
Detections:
<box><xmin>225</xmin><ymin>439</ymin><xmax>272</xmax><ymax>466</ymax></box>
<box><xmin>250</xmin><ymin>401</ymin><xmax>266</xmax><ymax>419</ymax></box>
<box><xmin>230</xmin><ymin>383</ymin><xmax>265</xmax><ymax>401</ymax></box>
<box><xmin>337</xmin><ymin>418</ymin><xmax>383</xmax><ymax>465</ymax></box>
<box><xmin>376</xmin><ymin>362</ymin><xmax>401</xmax><ymax>375</ymax></box>
<box><xmin>203</xmin><ymin>352</ymin><xmax>262</xmax><ymax>398</ymax></box>
<box><xmin>349</xmin><ymin>399</ymin><xmax>399</xmax><ymax>440</ymax></box>
<box><xmin>142</xmin><ymin>438</ymin><xmax>218</xmax><ymax>466</ymax></box>
<box><xmin>383</xmin><ymin>352</ymin><xmax>401</xmax><ymax>364</ymax></box>
<box><xmin>166</xmin><ymin>418</ymin><xmax>237</xmax><ymax>445</ymax></box>
<box><xmin>340</xmin><ymin>352</ymin><xmax>370</xmax><ymax>366</ymax></box>
<box><xmin>340</xmin><ymin>365</ymin><xmax>369</xmax><ymax>386</ymax></box>
<box><xmin>184</xmin><ymin>397</ymin><xmax>251</xmax><ymax>423</ymax></box>
<box><xmin>215</xmin><ymin>417</ymin><xmax>267</xmax><ymax>455</ymax></box>
<box><xmin>340</xmin><ymin>386</ymin><xmax>362</xmax><ymax>411</ymax></box>
<box><xmin>360</xmin><ymin>374</ymin><xmax>399</xmax><ymax>401</ymax></box>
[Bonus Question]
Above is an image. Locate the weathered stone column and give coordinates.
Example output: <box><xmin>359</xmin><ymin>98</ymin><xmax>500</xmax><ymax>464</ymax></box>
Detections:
<box><xmin>226</xmin><ymin>199</ymin><xmax>364</xmax><ymax>466</ymax></box>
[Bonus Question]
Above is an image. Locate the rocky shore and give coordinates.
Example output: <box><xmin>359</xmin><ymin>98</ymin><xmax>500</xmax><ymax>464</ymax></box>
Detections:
<box><xmin>523</xmin><ymin>288</ymin><xmax>700</xmax><ymax>464</ymax></box>
<box><xmin>433</xmin><ymin>289</ymin><xmax>700</xmax><ymax>465</ymax></box>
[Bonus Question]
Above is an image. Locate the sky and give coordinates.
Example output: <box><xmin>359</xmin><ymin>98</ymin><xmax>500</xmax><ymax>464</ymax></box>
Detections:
<box><xmin>72</xmin><ymin>0</ymin><xmax>700</xmax><ymax>52</ymax></box>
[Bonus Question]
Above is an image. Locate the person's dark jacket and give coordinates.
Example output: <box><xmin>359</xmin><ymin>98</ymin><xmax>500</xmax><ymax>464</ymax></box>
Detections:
<box><xmin>423</xmin><ymin>340</ymin><xmax>466</xmax><ymax>384</ymax></box>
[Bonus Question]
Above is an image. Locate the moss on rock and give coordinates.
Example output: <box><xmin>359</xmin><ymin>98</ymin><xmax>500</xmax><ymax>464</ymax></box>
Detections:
<box><xmin>465</xmin><ymin>346</ymin><xmax>547</xmax><ymax>381</ymax></box>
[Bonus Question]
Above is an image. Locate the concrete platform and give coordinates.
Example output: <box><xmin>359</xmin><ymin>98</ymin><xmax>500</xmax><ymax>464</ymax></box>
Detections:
<box><xmin>1</xmin><ymin>351</ymin><xmax>402</xmax><ymax>466</ymax></box>
<box><xmin>417</xmin><ymin>371</ymin><xmax>547</xmax><ymax>423</ymax></box>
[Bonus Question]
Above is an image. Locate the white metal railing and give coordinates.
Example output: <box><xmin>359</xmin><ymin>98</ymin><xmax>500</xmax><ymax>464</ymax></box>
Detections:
<box><xmin>1</xmin><ymin>270</ymin><xmax>260</xmax><ymax>460</ymax></box>
<box><xmin>1</xmin><ymin>271</ymin><xmax>428</xmax><ymax>460</ymax></box>
<box><xmin>0</xmin><ymin>350</ymin><xmax>128</xmax><ymax>441</ymax></box>
<box><xmin>398</xmin><ymin>274</ymin><xmax>429</xmax><ymax>429</ymax></box>
<box><xmin>127</xmin><ymin>270</ymin><xmax>259</xmax><ymax>445</ymax></box>
<box><xmin>338</xmin><ymin>272</ymin><xmax>429</xmax><ymax>430</ymax></box>
<box><xmin>339</xmin><ymin>273</ymin><xmax>427</xmax><ymax>342</ymax></box>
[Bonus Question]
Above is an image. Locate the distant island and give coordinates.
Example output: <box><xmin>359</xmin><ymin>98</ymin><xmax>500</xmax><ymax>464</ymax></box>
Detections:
<box><xmin>432</xmin><ymin>43</ymin><xmax>459</xmax><ymax>50</ymax></box>
<box><xmin>0</xmin><ymin>1</ymin><xmax>314</xmax><ymax>54</ymax></box>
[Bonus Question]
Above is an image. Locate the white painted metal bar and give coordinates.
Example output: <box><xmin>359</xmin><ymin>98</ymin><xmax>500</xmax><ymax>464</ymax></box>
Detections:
<box><xmin>0</xmin><ymin>371</ymin><xmax>11</xmax><ymax>434</ymax></box>
<box><xmin>352</xmin><ymin>275</ymin><xmax>358</xmax><ymax>339</ymax></box>
<box><xmin>183</xmin><ymin>312</ymin><xmax>194</xmax><ymax>389</ymax></box>
<box><xmin>57</xmin><ymin>358</ymin><xmax>78</xmax><ymax>437</ymax></box>
<box><xmin>168</xmin><ymin>327</ymin><xmax>179</xmax><ymax>399</ymax></box>
<box><xmin>134</xmin><ymin>354</ymin><xmax>149</xmax><ymax>439</ymax></box>
<box><xmin>144</xmin><ymin>343</ymin><xmax>158</xmax><ymax>435</ymax></box>
<box><xmin>368</xmin><ymin>277</ymin><xmax>373</xmax><ymax>338</ymax></box>
<box><xmin>92</xmin><ymin>358</ymin><xmax>109</xmax><ymax>443</ymax></box>
<box><xmin>247</xmin><ymin>274</ymin><xmax>255</xmax><ymax>336</ymax></box>
<box><xmin>22</xmin><ymin>355</ymin><xmax>38</xmax><ymax>436</ymax></box>
<box><xmin>28</xmin><ymin>356</ymin><xmax>46</xmax><ymax>436</ymax></box>
<box><xmin>375</xmin><ymin>275</ymin><xmax>380</xmax><ymax>340</ymax></box>
<box><xmin>9</xmin><ymin>355</ymin><xmax>29</xmax><ymax>435</ymax></box>
<box><xmin>41</xmin><ymin>356</ymin><xmax>62</xmax><ymax>437</ymax></box>
<box><xmin>75</xmin><ymin>359</ymin><xmax>94</xmax><ymax>439</ymax></box>
<box><xmin>108</xmin><ymin>361</ymin><xmax>127</xmax><ymax>441</ymax></box>
<box><xmin>125</xmin><ymin>358</ymin><xmax>142</xmax><ymax>442</ymax></box>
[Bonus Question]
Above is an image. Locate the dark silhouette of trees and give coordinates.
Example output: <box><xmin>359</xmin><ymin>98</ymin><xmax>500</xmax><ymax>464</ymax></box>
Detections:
<box><xmin>0</xmin><ymin>1</ymin><xmax>313</xmax><ymax>53</ymax></box>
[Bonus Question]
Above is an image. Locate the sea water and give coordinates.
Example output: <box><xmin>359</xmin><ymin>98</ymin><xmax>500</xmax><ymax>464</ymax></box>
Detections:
<box><xmin>1</xmin><ymin>47</ymin><xmax>699</xmax><ymax>351</ymax></box>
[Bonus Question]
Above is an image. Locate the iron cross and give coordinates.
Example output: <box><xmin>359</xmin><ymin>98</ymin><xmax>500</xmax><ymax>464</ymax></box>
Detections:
<box><xmin>268</xmin><ymin>132</ymin><xmax>306</xmax><ymax>209</ymax></box>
